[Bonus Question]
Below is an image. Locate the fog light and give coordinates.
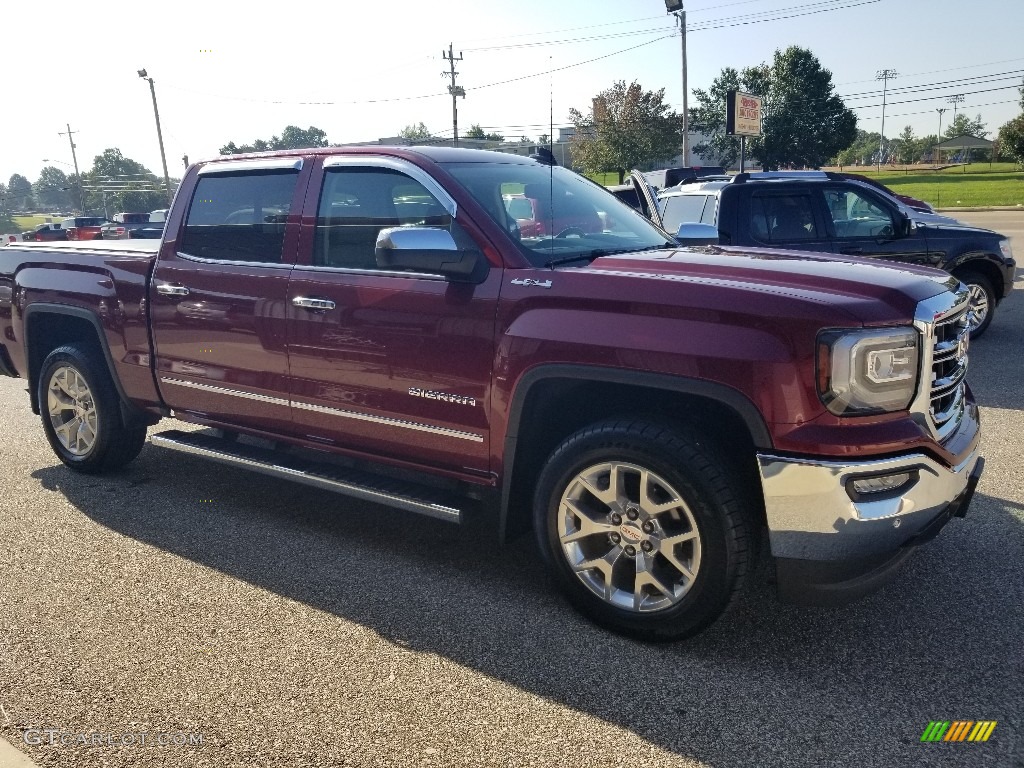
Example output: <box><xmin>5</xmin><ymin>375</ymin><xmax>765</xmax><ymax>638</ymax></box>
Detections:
<box><xmin>847</xmin><ymin>470</ymin><xmax>917</xmax><ymax>502</ymax></box>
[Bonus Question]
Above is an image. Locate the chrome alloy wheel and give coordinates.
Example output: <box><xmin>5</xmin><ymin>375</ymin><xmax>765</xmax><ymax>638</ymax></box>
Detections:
<box><xmin>47</xmin><ymin>366</ymin><xmax>98</xmax><ymax>456</ymax></box>
<box><xmin>558</xmin><ymin>462</ymin><xmax>702</xmax><ymax>613</ymax></box>
<box><xmin>965</xmin><ymin>283</ymin><xmax>990</xmax><ymax>333</ymax></box>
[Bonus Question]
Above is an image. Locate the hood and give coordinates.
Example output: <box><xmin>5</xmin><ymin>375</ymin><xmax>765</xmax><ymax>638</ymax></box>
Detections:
<box><xmin>581</xmin><ymin>244</ymin><xmax>958</xmax><ymax>325</ymax></box>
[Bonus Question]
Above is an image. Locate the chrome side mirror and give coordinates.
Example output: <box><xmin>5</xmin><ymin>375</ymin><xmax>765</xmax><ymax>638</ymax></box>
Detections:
<box><xmin>674</xmin><ymin>222</ymin><xmax>720</xmax><ymax>246</ymax></box>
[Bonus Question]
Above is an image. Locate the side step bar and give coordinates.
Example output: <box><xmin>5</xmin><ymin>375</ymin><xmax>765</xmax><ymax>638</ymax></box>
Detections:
<box><xmin>150</xmin><ymin>430</ymin><xmax>463</xmax><ymax>523</ymax></box>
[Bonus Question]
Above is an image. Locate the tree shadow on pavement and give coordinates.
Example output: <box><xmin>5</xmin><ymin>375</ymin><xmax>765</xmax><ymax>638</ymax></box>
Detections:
<box><xmin>32</xmin><ymin>452</ymin><xmax>1023</xmax><ymax>768</ymax></box>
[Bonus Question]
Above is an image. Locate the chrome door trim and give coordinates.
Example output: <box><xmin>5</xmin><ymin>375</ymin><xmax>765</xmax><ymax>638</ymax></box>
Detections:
<box><xmin>159</xmin><ymin>378</ymin><xmax>484</xmax><ymax>442</ymax></box>
<box><xmin>292</xmin><ymin>401</ymin><xmax>484</xmax><ymax>443</ymax></box>
<box><xmin>160</xmin><ymin>378</ymin><xmax>290</xmax><ymax>406</ymax></box>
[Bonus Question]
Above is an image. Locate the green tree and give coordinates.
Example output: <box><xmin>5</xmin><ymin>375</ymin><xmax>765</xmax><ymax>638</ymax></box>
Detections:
<box><xmin>692</xmin><ymin>47</ymin><xmax>856</xmax><ymax>170</ymax></box>
<box><xmin>34</xmin><ymin>167</ymin><xmax>73</xmax><ymax>210</ymax></box>
<box><xmin>0</xmin><ymin>183</ymin><xmax>14</xmax><ymax>231</ymax></box>
<box><xmin>81</xmin><ymin>149</ymin><xmax>167</xmax><ymax>215</ymax></box>
<box><xmin>538</xmin><ymin>133</ymin><xmax>550</xmax><ymax>145</ymax></box>
<box><xmin>568</xmin><ymin>80</ymin><xmax>684</xmax><ymax>183</ymax></box>
<box><xmin>398</xmin><ymin>122</ymin><xmax>434</xmax><ymax>141</ymax></box>
<box><xmin>690</xmin><ymin>67</ymin><xmax>742</xmax><ymax>166</ymax></box>
<box><xmin>6</xmin><ymin>174</ymin><xmax>34</xmax><ymax>211</ymax></box>
<box><xmin>220</xmin><ymin>125</ymin><xmax>329</xmax><ymax>154</ymax></box>
<box><xmin>464</xmin><ymin>124</ymin><xmax>504</xmax><ymax>141</ymax></box>
<box><xmin>943</xmin><ymin>113</ymin><xmax>987</xmax><ymax>139</ymax></box>
<box><xmin>997</xmin><ymin>114</ymin><xmax>1024</xmax><ymax>169</ymax></box>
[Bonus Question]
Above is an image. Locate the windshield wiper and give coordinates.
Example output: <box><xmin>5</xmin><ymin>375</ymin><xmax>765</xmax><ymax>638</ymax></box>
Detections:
<box><xmin>543</xmin><ymin>243</ymin><xmax>675</xmax><ymax>269</ymax></box>
<box><xmin>544</xmin><ymin>250</ymin><xmax>609</xmax><ymax>269</ymax></box>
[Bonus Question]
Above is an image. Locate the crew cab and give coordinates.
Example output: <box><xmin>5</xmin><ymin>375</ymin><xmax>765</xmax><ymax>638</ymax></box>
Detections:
<box><xmin>0</xmin><ymin>147</ymin><xmax>984</xmax><ymax>641</ymax></box>
<box><xmin>638</xmin><ymin>173</ymin><xmax>1014</xmax><ymax>337</ymax></box>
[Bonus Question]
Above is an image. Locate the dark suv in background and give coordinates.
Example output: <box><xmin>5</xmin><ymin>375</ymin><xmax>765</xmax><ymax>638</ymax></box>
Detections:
<box><xmin>635</xmin><ymin>173</ymin><xmax>1014</xmax><ymax>337</ymax></box>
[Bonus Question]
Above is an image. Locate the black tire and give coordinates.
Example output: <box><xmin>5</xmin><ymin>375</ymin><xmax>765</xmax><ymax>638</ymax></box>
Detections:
<box><xmin>38</xmin><ymin>345</ymin><xmax>147</xmax><ymax>473</ymax></box>
<box><xmin>958</xmin><ymin>272</ymin><xmax>996</xmax><ymax>339</ymax></box>
<box><xmin>533</xmin><ymin>419</ymin><xmax>755</xmax><ymax>642</ymax></box>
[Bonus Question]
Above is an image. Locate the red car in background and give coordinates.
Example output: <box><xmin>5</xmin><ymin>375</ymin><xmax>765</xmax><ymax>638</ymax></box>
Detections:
<box><xmin>502</xmin><ymin>184</ymin><xmax>605</xmax><ymax>238</ymax></box>
<box><xmin>60</xmin><ymin>216</ymin><xmax>108</xmax><ymax>241</ymax></box>
<box><xmin>832</xmin><ymin>172</ymin><xmax>935</xmax><ymax>213</ymax></box>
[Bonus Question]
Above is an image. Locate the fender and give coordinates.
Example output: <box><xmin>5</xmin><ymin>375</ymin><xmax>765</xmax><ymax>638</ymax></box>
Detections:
<box><xmin>24</xmin><ymin>303</ymin><xmax>159</xmax><ymax>428</ymax></box>
<box><xmin>498</xmin><ymin>363</ymin><xmax>773</xmax><ymax>541</ymax></box>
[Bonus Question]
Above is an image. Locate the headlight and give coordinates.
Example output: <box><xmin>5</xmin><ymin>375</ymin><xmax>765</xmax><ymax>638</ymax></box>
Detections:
<box><xmin>817</xmin><ymin>328</ymin><xmax>920</xmax><ymax>415</ymax></box>
<box><xmin>999</xmin><ymin>238</ymin><xmax>1013</xmax><ymax>260</ymax></box>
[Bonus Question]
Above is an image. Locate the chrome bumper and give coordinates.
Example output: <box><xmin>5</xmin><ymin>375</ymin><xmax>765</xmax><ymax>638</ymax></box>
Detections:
<box><xmin>758</xmin><ymin>445</ymin><xmax>982</xmax><ymax>562</ymax></box>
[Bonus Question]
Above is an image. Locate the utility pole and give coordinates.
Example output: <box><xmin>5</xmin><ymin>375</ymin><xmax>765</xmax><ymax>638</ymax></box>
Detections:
<box><xmin>138</xmin><ymin>69</ymin><xmax>173</xmax><ymax>206</ymax></box>
<box><xmin>935</xmin><ymin>107</ymin><xmax>946</xmax><ymax>164</ymax></box>
<box><xmin>442</xmin><ymin>44</ymin><xmax>465</xmax><ymax>147</ymax></box>
<box><xmin>666</xmin><ymin>1</ymin><xmax>689</xmax><ymax>165</ymax></box>
<box><xmin>58</xmin><ymin>123</ymin><xmax>84</xmax><ymax>213</ymax></box>
<box><xmin>946</xmin><ymin>94</ymin><xmax>964</xmax><ymax>128</ymax></box>
<box><xmin>875</xmin><ymin>69</ymin><xmax>897</xmax><ymax>170</ymax></box>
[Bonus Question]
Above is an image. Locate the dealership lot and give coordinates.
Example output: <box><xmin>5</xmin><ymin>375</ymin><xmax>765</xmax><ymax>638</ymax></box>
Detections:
<box><xmin>0</xmin><ymin>211</ymin><xmax>1021</xmax><ymax>768</ymax></box>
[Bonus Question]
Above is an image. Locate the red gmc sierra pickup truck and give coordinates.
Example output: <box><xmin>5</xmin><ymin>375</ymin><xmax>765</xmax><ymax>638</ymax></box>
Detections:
<box><xmin>0</xmin><ymin>146</ymin><xmax>983</xmax><ymax>640</ymax></box>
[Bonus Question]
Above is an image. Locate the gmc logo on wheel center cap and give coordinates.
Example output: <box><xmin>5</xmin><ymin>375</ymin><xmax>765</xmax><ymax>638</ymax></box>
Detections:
<box><xmin>619</xmin><ymin>525</ymin><xmax>643</xmax><ymax>542</ymax></box>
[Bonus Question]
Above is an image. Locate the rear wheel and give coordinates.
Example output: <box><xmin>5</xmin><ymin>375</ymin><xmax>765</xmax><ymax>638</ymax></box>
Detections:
<box><xmin>533</xmin><ymin>419</ymin><xmax>754</xmax><ymax>641</ymax></box>
<box><xmin>39</xmin><ymin>345</ymin><xmax>147</xmax><ymax>473</ymax></box>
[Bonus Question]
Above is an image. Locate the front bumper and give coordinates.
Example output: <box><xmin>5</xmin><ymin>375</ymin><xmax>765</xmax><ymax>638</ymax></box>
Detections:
<box><xmin>757</xmin><ymin>433</ymin><xmax>983</xmax><ymax>606</ymax></box>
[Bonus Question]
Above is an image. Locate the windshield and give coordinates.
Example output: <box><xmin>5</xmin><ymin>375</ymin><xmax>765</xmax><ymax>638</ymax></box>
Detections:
<box><xmin>441</xmin><ymin>162</ymin><xmax>673</xmax><ymax>267</ymax></box>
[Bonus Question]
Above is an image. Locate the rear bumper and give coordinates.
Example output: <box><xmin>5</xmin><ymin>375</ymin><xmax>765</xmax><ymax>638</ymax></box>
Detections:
<box><xmin>757</xmin><ymin>427</ymin><xmax>983</xmax><ymax>606</ymax></box>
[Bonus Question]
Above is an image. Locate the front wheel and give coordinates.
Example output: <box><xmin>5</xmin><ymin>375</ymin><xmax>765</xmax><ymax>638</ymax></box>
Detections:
<box><xmin>533</xmin><ymin>419</ymin><xmax>755</xmax><ymax>641</ymax></box>
<box><xmin>38</xmin><ymin>345</ymin><xmax>147</xmax><ymax>473</ymax></box>
<box><xmin>960</xmin><ymin>273</ymin><xmax>995</xmax><ymax>339</ymax></box>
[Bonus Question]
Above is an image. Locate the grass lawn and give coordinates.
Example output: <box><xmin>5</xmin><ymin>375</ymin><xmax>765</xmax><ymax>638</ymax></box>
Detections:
<box><xmin>828</xmin><ymin>164</ymin><xmax>1024</xmax><ymax>207</ymax></box>
<box><xmin>12</xmin><ymin>214</ymin><xmax>61</xmax><ymax>230</ymax></box>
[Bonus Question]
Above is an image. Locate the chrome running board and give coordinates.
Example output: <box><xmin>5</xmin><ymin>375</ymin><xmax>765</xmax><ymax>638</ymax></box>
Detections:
<box><xmin>150</xmin><ymin>430</ymin><xmax>462</xmax><ymax>523</ymax></box>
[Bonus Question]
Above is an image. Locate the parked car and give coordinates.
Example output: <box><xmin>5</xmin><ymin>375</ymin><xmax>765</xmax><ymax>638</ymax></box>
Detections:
<box><xmin>59</xmin><ymin>216</ymin><xmax>108</xmax><ymax>241</ymax></box>
<box><xmin>0</xmin><ymin>146</ymin><xmax>983</xmax><ymax>641</ymax></box>
<box><xmin>129</xmin><ymin>208</ymin><xmax>168</xmax><ymax>239</ymax></box>
<box><xmin>101</xmin><ymin>212</ymin><xmax>152</xmax><ymax>240</ymax></box>
<box><xmin>643</xmin><ymin>166</ymin><xmax>727</xmax><ymax>190</ymax></box>
<box><xmin>22</xmin><ymin>223</ymin><xmax>68</xmax><ymax>242</ymax></box>
<box><xmin>638</xmin><ymin>173</ymin><xmax>1014</xmax><ymax>337</ymax></box>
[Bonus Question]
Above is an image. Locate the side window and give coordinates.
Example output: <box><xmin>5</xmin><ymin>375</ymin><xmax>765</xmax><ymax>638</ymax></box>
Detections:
<box><xmin>699</xmin><ymin>196</ymin><xmax>718</xmax><ymax>225</ymax></box>
<box><xmin>750</xmin><ymin>194</ymin><xmax>819</xmax><ymax>242</ymax></box>
<box><xmin>661</xmin><ymin>195</ymin><xmax>708</xmax><ymax>235</ymax></box>
<box><xmin>824</xmin><ymin>188</ymin><xmax>895</xmax><ymax>238</ymax></box>
<box><xmin>314</xmin><ymin>167</ymin><xmax>454</xmax><ymax>270</ymax></box>
<box><xmin>180</xmin><ymin>170</ymin><xmax>299</xmax><ymax>263</ymax></box>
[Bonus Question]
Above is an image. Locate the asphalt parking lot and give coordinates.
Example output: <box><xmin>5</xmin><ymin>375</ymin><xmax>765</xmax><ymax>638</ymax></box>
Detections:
<box><xmin>1</xmin><ymin>210</ymin><xmax>1022</xmax><ymax>768</ymax></box>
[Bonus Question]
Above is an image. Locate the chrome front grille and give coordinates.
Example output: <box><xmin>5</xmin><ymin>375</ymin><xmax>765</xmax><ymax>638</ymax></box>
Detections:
<box><xmin>917</xmin><ymin>294</ymin><xmax>970</xmax><ymax>441</ymax></box>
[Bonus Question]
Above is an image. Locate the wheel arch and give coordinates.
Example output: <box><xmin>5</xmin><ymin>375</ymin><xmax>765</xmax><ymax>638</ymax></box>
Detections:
<box><xmin>25</xmin><ymin>303</ymin><xmax>154</xmax><ymax>428</ymax></box>
<box><xmin>950</xmin><ymin>255</ymin><xmax>1006</xmax><ymax>302</ymax></box>
<box><xmin>499</xmin><ymin>365</ymin><xmax>772</xmax><ymax>543</ymax></box>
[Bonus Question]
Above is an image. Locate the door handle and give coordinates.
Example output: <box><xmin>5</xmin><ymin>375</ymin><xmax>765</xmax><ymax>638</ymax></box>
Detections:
<box><xmin>292</xmin><ymin>297</ymin><xmax>337</xmax><ymax>311</ymax></box>
<box><xmin>156</xmin><ymin>283</ymin><xmax>190</xmax><ymax>296</ymax></box>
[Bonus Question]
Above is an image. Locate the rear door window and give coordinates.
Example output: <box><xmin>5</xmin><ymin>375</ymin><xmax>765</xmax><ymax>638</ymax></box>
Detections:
<box><xmin>749</xmin><ymin>193</ymin><xmax>820</xmax><ymax>243</ymax></box>
<box><xmin>180</xmin><ymin>170</ymin><xmax>299</xmax><ymax>263</ymax></box>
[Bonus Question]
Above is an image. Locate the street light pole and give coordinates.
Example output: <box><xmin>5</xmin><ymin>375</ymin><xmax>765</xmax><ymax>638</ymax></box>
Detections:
<box><xmin>138</xmin><ymin>69</ymin><xmax>172</xmax><ymax>206</ymax></box>
<box><xmin>935</xmin><ymin>108</ymin><xmax>946</xmax><ymax>164</ymax></box>
<box><xmin>875</xmin><ymin>69</ymin><xmax>897</xmax><ymax>171</ymax></box>
<box><xmin>665</xmin><ymin>0</ymin><xmax>689</xmax><ymax>166</ymax></box>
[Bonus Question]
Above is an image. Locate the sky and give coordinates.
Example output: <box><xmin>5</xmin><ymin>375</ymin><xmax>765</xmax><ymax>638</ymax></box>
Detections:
<box><xmin>2</xmin><ymin>0</ymin><xmax>1023</xmax><ymax>186</ymax></box>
